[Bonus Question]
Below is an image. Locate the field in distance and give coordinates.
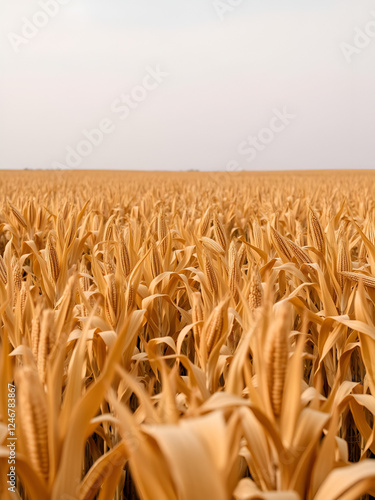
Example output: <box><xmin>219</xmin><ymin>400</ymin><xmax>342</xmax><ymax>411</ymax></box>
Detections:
<box><xmin>0</xmin><ymin>169</ymin><xmax>375</xmax><ymax>500</ymax></box>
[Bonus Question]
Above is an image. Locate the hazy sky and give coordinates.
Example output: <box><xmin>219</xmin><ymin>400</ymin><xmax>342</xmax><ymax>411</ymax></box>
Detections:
<box><xmin>1</xmin><ymin>0</ymin><xmax>374</xmax><ymax>171</ymax></box>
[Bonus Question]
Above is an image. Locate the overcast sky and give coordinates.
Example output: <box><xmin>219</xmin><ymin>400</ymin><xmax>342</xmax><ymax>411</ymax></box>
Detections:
<box><xmin>1</xmin><ymin>0</ymin><xmax>374</xmax><ymax>171</ymax></box>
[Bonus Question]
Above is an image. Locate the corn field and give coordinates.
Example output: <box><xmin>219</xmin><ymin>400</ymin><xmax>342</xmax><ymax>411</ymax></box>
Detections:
<box><xmin>1</xmin><ymin>169</ymin><xmax>375</xmax><ymax>500</ymax></box>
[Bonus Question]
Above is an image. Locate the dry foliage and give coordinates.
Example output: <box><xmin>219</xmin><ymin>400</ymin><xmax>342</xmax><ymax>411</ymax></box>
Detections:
<box><xmin>0</xmin><ymin>170</ymin><xmax>375</xmax><ymax>500</ymax></box>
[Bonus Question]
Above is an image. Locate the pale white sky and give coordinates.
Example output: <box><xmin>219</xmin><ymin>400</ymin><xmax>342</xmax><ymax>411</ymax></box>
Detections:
<box><xmin>0</xmin><ymin>0</ymin><xmax>374</xmax><ymax>171</ymax></box>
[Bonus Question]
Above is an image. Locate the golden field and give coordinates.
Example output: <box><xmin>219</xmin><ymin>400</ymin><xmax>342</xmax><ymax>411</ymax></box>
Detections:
<box><xmin>1</xmin><ymin>169</ymin><xmax>375</xmax><ymax>500</ymax></box>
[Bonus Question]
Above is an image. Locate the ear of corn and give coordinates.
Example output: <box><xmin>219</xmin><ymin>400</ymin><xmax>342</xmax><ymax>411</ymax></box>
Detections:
<box><xmin>308</xmin><ymin>206</ymin><xmax>325</xmax><ymax>254</ymax></box>
<box><xmin>204</xmin><ymin>250</ymin><xmax>218</xmax><ymax>295</ymax></box>
<box><xmin>0</xmin><ymin>255</ymin><xmax>7</xmax><ymax>285</ymax></box>
<box><xmin>213</xmin><ymin>213</ymin><xmax>227</xmax><ymax>251</ymax></box>
<box><xmin>199</xmin><ymin>208</ymin><xmax>211</xmax><ymax>237</ymax></box>
<box><xmin>270</xmin><ymin>226</ymin><xmax>293</xmax><ymax>262</ymax></box>
<box><xmin>249</xmin><ymin>264</ymin><xmax>263</xmax><ymax>313</ymax></box>
<box><xmin>264</xmin><ymin>304</ymin><xmax>290</xmax><ymax>416</ymax></box>
<box><xmin>16</xmin><ymin>365</ymin><xmax>49</xmax><ymax>480</ymax></box>
<box><xmin>191</xmin><ymin>291</ymin><xmax>204</xmax><ymax>346</ymax></box>
<box><xmin>46</xmin><ymin>232</ymin><xmax>60</xmax><ymax>284</ymax></box>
